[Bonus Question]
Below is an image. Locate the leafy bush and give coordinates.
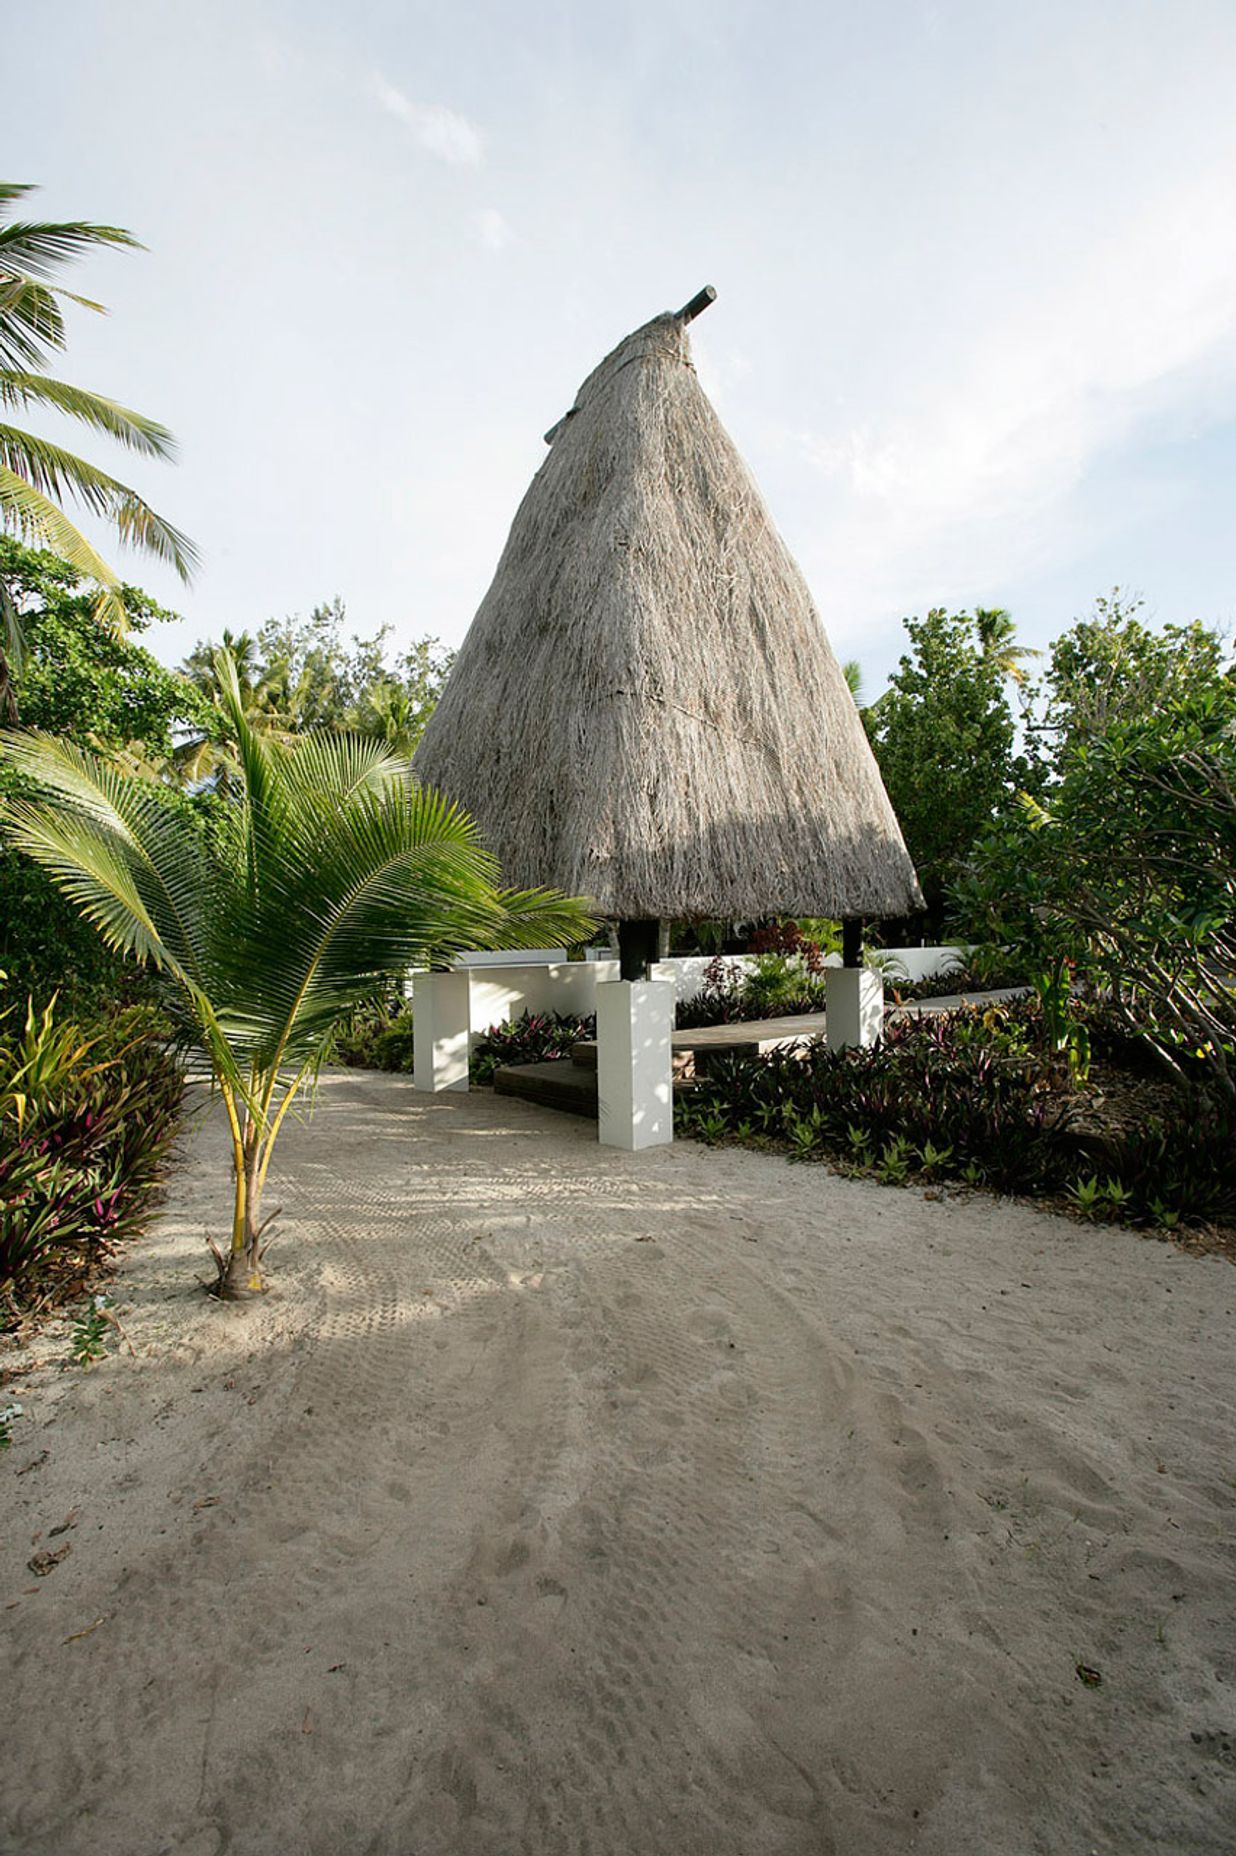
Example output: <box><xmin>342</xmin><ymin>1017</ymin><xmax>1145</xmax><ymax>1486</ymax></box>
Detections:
<box><xmin>331</xmin><ymin>998</ymin><xmax>417</xmax><ymax>1072</ymax></box>
<box><xmin>676</xmin><ymin>945</ymin><xmax>830</xmax><ymax>1029</ymax></box>
<box><xmin>673</xmin><ymin>957</ymin><xmax>750</xmax><ymax>1028</ymax></box>
<box><xmin>471</xmin><ymin>1011</ymin><xmax>596</xmax><ymax>1084</ymax></box>
<box><xmin>0</xmin><ymin>996</ymin><xmax>183</xmax><ymax>1317</ymax></box>
<box><xmin>675</xmin><ymin>1000</ymin><xmax>1233</xmax><ymax>1229</ymax></box>
<box><xmin>1066</xmin><ymin>1092</ymin><xmax>1236</xmax><ymax>1226</ymax></box>
<box><xmin>678</xmin><ymin>1007</ymin><xmax>1073</xmax><ymax>1190</ymax></box>
<box><xmin>956</xmin><ymin>605</ymin><xmax>1236</xmax><ymax>1104</ymax></box>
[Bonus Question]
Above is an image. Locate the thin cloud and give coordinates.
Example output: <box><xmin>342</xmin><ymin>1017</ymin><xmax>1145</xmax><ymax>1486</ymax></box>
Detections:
<box><xmin>475</xmin><ymin>208</ymin><xmax>513</xmax><ymax>253</ymax></box>
<box><xmin>785</xmin><ymin>163</ymin><xmax>1236</xmax><ymax>651</ymax></box>
<box><xmin>370</xmin><ymin>73</ymin><xmax>484</xmax><ymax>167</ymax></box>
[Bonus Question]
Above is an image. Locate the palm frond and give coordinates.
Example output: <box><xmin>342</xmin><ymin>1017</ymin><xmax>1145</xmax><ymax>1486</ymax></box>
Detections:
<box><xmin>279</xmin><ymin>729</ymin><xmax>410</xmax><ymax>806</ymax></box>
<box><xmin>0</xmin><ymin>731</ymin><xmax>218</xmax><ymax>989</ymax></box>
<box><xmin>0</xmin><ymin>275</ymin><xmax>70</xmax><ymax>368</ymax></box>
<box><xmin>0</xmin><ymin>464</ymin><xmax>124</xmax><ymax>624</ymax></box>
<box><xmin>0</xmin><ymin>434</ymin><xmax>197</xmax><ymax>583</ymax></box>
<box><xmin>0</xmin><ymin>373</ymin><xmax>177</xmax><ymax>458</ymax></box>
<box><xmin>0</xmin><ymin>216</ymin><xmax>143</xmax><ymax>281</ymax></box>
<box><xmin>229</xmin><ymin>774</ymin><xmax>594</xmax><ymax>1077</ymax></box>
<box><xmin>1</xmin><ymin>571</ymin><xmax>23</xmax><ymax>679</ymax></box>
<box><xmin>211</xmin><ymin>648</ymin><xmax>288</xmax><ymax>903</ymax></box>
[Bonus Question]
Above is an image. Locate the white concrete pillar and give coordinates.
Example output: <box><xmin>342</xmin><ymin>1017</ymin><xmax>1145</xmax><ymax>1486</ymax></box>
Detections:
<box><xmin>412</xmin><ymin>970</ymin><xmax>472</xmax><ymax>1092</ymax></box>
<box><xmin>596</xmin><ymin>979</ymin><xmax>674</xmax><ymax>1151</ymax></box>
<box><xmin>826</xmin><ymin>967</ymin><xmax>884</xmax><ymax>1051</ymax></box>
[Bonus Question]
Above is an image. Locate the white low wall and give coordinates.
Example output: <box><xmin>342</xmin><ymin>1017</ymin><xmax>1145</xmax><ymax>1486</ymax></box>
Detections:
<box><xmin>451</xmin><ymin>946</ymin><xmax>968</xmax><ymax>1044</ymax></box>
<box><xmin>872</xmin><ymin>945</ymin><xmax>968</xmax><ymax>984</ymax></box>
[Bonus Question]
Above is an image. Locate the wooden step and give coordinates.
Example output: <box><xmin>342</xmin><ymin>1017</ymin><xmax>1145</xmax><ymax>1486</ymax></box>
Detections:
<box><xmin>494</xmin><ymin>1058</ymin><xmax>598</xmax><ymax>1118</ymax></box>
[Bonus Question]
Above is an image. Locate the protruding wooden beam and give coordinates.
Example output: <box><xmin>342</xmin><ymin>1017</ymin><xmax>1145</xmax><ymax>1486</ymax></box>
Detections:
<box><xmin>676</xmin><ymin>285</ymin><xmax>717</xmax><ymax>324</ymax></box>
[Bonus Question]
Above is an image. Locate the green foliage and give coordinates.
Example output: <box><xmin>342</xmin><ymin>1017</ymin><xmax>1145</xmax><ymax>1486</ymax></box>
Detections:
<box><xmin>677</xmin><ymin>927</ymin><xmax>833</xmax><ymax>1029</ymax></box>
<box><xmin>69</xmin><ymin>1294</ymin><xmax>113</xmax><ymax>1364</ymax></box>
<box><xmin>0</xmin><ymin>536</ymin><xmax>210</xmax><ymax>753</ymax></box>
<box><xmin>1</xmin><ymin>659</ymin><xmax>594</xmax><ymax>1293</ymax></box>
<box><xmin>0</xmin><ymin>182</ymin><xmax>195</xmax><ymax>637</ymax></box>
<box><xmin>0</xmin><ymin>996</ymin><xmax>182</xmax><ymax>1314</ymax></box>
<box><xmin>471</xmin><ymin>1011</ymin><xmax>596</xmax><ymax>1085</ymax></box>
<box><xmin>675</xmin><ymin>999</ymin><xmax>1235</xmax><ymax>1229</ymax></box>
<box><xmin>886</xmin><ymin>952</ymin><xmax>1032</xmax><ymax>1001</ymax></box>
<box><xmin>179</xmin><ymin>600</ymin><xmax>454</xmax><ymax>782</ymax></box>
<box><xmin>0</xmin><ymin>536</ymin><xmax>217</xmax><ymax>1010</ymax></box>
<box><xmin>865</xmin><ymin>608</ymin><xmax>1022</xmax><ymax>920</ymax></box>
<box><xmin>331</xmin><ymin>998</ymin><xmax>417</xmax><ymax>1073</ymax></box>
<box><xmin>0</xmin><ymin>1398</ymin><xmax>22</xmax><ymax>1448</ymax></box>
<box><xmin>958</xmin><ymin>599</ymin><xmax>1236</xmax><ymax>1102</ymax></box>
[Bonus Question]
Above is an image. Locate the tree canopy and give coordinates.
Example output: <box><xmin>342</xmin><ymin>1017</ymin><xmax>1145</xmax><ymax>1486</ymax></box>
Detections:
<box><xmin>178</xmin><ymin>601</ymin><xmax>454</xmax><ymax>782</ymax></box>
<box><xmin>955</xmin><ymin>598</ymin><xmax>1236</xmax><ymax>1098</ymax></box>
<box><xmin>862</xmin><ymin>607</ymin><xmax>1023</xmax><ymax>926</ymax></box>
<box><xmin>0</xmin><ymin>535</ymin><xmax>212</xmax><ymax>1005</ymax></box>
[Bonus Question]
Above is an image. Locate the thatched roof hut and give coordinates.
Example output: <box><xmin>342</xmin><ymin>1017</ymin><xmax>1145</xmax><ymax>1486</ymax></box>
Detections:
<box><xmin>414</xmin><ymin>294</ymin><xmax>922</xmax><ymax>924</ymax></box>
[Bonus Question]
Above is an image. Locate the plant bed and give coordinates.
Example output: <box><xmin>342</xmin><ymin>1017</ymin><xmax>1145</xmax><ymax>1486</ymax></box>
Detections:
<box><xmin>471</xmin><ymin>1011</ymin><xmax>598</xmax><ymax>1085</ymax></box>
<box><xmin>1</xmin><ymin>999</ymin><xmax>185</xmax><ymax>1333</ymax></box>
<box><xmin>674</xmin><ymin>998</ymin><xmax>1236</xmax><ymax>1260</ymax></box>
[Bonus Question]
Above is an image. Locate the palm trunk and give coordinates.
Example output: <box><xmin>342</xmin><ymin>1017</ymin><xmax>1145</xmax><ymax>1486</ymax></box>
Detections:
<box><xmin>218</xmin><ymin>1115</ymin><xmax>267</xmax><ymax>1297</ymax></box>
<box><xmin>0</xmin><ymin>646</ymin><xmax>18</xmax><ymax>726</ymax></box>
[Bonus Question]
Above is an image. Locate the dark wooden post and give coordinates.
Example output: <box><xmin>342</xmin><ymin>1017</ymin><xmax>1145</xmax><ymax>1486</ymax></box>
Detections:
<box><xmin>842</xmin><ymin>918</ymin><xmax>863</xmax><ymax>969</ymax></box>
<box><xmin>618</xmin><ymin>919</ymin><xmax>660</xmax><ymax>981</ymax></box>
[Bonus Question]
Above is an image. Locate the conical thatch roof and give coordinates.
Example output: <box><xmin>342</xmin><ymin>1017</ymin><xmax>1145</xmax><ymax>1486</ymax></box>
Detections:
<box><xmin>414</xmin><ymin>300</ymin><xmax>922</xmax><ymax>921</ymax></box>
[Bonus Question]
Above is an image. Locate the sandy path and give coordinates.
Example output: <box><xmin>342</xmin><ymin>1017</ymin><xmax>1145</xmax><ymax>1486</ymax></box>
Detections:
<box><xmin>2</xmin><ymin>1072</ymin><xmax>1234</xmax><ymax>1855</ymax></box>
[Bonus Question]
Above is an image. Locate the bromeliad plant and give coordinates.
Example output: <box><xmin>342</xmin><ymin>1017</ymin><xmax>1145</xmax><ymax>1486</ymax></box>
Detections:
<box><xmin>2</xmin><ymin>651</ymin><xmax>594</xmax><ymax>1297</ymax></box>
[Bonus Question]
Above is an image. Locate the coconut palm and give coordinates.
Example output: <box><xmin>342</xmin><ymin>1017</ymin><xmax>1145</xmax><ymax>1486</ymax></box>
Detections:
<box><xmin>1</xmin><ymin>651</ymin><xmax>594</xmax><ymax>1296</ymax></box>
<box><xmin>0</xmin><ymin>182</ymin><xmax>197</xmax><ymax>715</ymax></box>
<box><xmin>975</xmin><ymin>607</ymin><xmax>1040</xmax><ymax>687</ymax></box>
<box><xmin>175</xmin><ymin>629</ymin><xmax>295</xmax><ymax>789</ymax></box>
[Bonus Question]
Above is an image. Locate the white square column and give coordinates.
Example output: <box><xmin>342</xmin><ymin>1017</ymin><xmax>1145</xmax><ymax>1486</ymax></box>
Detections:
<box><xmin>826</xmin><ymin>967</ymin><xmax>884</xmax><ymax>1051</ymax></box>
<box><xmin>596</xmin><ymin>979</ymin><xmax>674</xmax><ymax>1151</ymax></box>
<box><xmin>412</xmin><ymin>970</ymin><xmax>472</xmax><ymax>1092</ymax></box>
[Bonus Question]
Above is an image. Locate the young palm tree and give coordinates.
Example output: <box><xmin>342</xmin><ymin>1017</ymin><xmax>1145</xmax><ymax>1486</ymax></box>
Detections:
<box><xmin>0</xmin><ymin>182</ymin><xmax>197</xmax><ymax>716</ymax></box>
<box><xmin>1</xmin><ymin>652</ymin><xmax>594</xmax><ymax>1296</ymax></box>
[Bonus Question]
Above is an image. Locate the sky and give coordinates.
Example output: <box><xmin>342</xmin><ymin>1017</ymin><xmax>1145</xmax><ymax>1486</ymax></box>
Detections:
<box><xmin>7</xmin><ymin>0</ymin><xmax>1236</xmax><ymax>694</ymax></box>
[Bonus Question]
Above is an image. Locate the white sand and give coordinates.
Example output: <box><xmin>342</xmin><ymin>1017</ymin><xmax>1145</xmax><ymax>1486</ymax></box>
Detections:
<box><xmin>2</xmin><ymin>1071</ymin><xmax>1234</xmax><ymax>1855</ymax></box>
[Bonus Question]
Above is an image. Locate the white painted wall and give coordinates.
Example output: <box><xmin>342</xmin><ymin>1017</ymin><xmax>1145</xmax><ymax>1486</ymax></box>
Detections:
<box><xmin>442</xmin><ymin>945</ymin><xmax>969</xmax><ymax>1047</ymax></box>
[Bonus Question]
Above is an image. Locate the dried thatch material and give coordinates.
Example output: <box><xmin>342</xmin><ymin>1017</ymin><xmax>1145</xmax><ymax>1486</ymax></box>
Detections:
<box><xmin>414</xmin><ymin>305</ymin><xmax>922</xmax><ymax>921</ymax></box>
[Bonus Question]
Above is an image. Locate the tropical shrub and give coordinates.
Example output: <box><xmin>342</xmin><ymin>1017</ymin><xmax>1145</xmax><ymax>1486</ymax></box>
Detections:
<box><xmin>676</xmin><ymin>935</ymin><xmax>830</xmax><ymax>1030</ymax></box>
<box><xmin>471</xmin><ymin>1011</ymin><xmax>596</xmax><ymax>1084</ymax></box>
<box><xmin>675</xmin><ymin>1000</ymin><xmax>1234</xmax><ymax>1229</ymax></box>
<box><xmin>331</xmin><ymin>997</ymin><xmax>417</xmax><ymax>1072</ymax></box>
<box><xmin>957</xmin><ymin>607</ymin><xmax>1236</xmax><ymax>1103</ymax></box>
<box><xmin>1</xmin><ymin>652</ymin><xmax>593</xmax><ymax>1296</ymax></box>
<box><xmin>885</xmin><ymin>954</ymin><xmax>1032</xmax><ymax>1002</ymax></box>
<box><xmin>0</xmin><ymin>995</ymin><xmax>182</xmax><ymax>1316</ymax></box>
